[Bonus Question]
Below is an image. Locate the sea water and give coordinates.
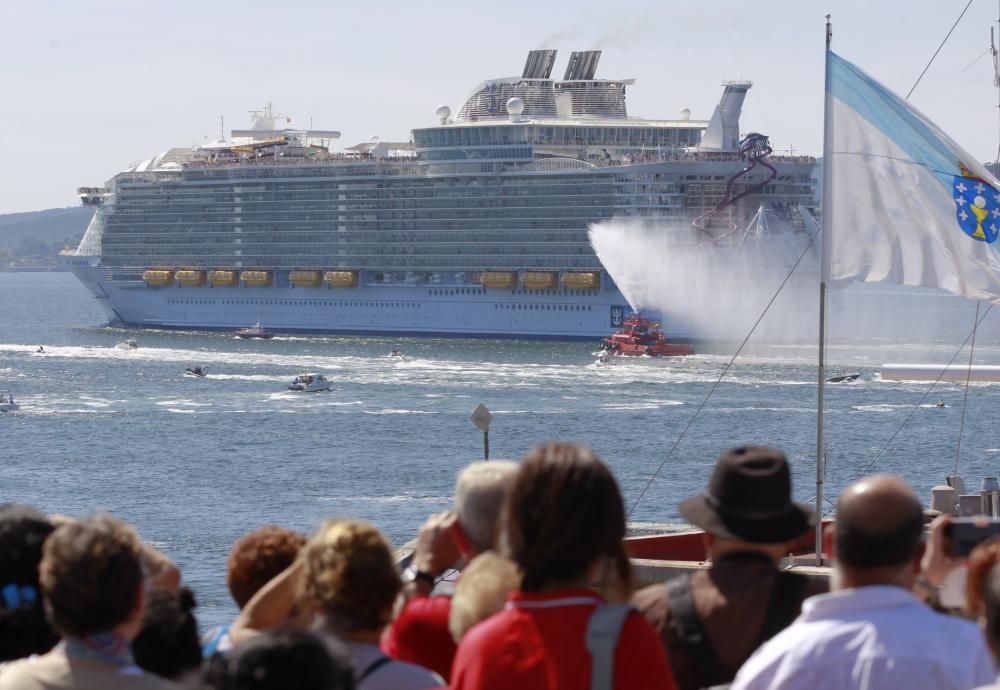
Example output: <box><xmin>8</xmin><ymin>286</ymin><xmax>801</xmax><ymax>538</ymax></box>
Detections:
<box><xmin>2</xmin><ymin>272</ymin><xmax>999</xmax><ymax>627</ymax></box>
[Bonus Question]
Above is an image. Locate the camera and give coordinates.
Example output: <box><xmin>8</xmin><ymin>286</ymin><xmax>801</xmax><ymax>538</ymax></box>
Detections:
<box><xmin>944</xmin><ymin>517</ymin><xmax>1000</xmax><ymax>557</ymax></box>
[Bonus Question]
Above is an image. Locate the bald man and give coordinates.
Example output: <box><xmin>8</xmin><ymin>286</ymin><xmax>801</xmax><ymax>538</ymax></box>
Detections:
<box><xmin>733</xmin><ymin>475</ymin><xmax>995</xmax><ymax>690</ymax></box>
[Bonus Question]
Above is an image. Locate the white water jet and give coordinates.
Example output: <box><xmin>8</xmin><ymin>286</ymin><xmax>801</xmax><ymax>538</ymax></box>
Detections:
<box><xmin>589</xmin><ymin>216</ymin><xmax>819</xmax><ymax>343</ymax></box>
<box><xmin>590</xmin><ymin>215</ymin><xmax>1000</xmax><ymax>351</ymax></box>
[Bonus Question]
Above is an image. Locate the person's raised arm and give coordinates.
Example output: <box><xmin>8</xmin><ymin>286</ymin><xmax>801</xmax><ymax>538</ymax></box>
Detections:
<box><xmin>230</xmin><ymin>558</ymin><xmax>304</xmax><ymax>644</ymax></box>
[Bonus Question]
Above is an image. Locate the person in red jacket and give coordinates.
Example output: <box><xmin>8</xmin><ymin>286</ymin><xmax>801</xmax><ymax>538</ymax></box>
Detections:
<box><xmin>449</xmin><ymin>443</ymin><xmax>679</xmax><ymax>690</ymax></box>
<box><xmin>383</xmin><ymin>461</ymin><xmax>519</xmax><ymax>680</ymax></box>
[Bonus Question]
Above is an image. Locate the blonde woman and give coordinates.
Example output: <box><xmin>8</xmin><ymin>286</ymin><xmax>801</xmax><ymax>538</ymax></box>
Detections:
<box><xmin>231</xmin><ymin>520</ymin><xmax>440</xmax><ymax>690</ymax></box>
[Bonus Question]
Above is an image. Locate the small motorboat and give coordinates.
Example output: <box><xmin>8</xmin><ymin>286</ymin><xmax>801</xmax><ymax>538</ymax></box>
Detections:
<box><xmin>0</xmin><ymin>390</ymin><xmax>18</xmax><ymax>413</ymax></box>
<box><xmin>115</xmin><ymin>339</ymin><xmax>139</xmax><ymax>350</ymax></box>
<box><xmin>600</xmin><ymin>315</ymin><xmax>694</xmax><ymax>357</ymax></box>
<box><xmin>826</xmin><ymin>373</ymin><xmax>861</xmax><ymax>383</ymax></box>
<box><xmin>237</xmin><ymin>322</ymin><xmax>274</xmax><ymax>339</ymax></box>
<box><xmin>184</xmin><ymin>366</ymin><xmax>208</xmax><ymax>379</ymax></box>
<box><xmin>288</xmin><ymin>373</ymin><xmax>331</xmax><ymax>392</ymax></box>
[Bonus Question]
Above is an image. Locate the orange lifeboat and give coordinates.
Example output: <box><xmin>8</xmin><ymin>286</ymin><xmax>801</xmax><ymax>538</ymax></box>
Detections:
<box><xmin>208</xmin><ymin>270</ymin><xmax>237</xmax><ymax>287</ymax></box>
<box><xmin>175</xmin><ymin>270</ymin><xmax>205</xmax><ymax>287</ymax></box>
<box><xmin>143</xmin><ymin>270</ymin><xmax>173</xmax><ymax>287</ymax></box>
<box><xmin>240</xmin><ymin>271</ymin><xmax>272</xmax><ymax>287</ymax></box>
<box><xmin>290</xmin><ymin>270</ymin><xmax>322</xmax><ymax>287</ymax></box>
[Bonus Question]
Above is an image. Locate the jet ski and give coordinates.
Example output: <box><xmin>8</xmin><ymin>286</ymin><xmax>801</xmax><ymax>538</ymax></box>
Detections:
<box><xmin>183</xmin><ymin>366</ymin><xmax>208</xmax><ymax>379</ymax></box>
<box><xmin>0</xmin><ymin>390</ymin><xmax>18</xmax><ymax>413</ymax></box>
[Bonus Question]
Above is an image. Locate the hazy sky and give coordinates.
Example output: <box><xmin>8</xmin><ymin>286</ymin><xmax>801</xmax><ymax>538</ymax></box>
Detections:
<box><xmin>2</xmin><ymin>0</ymin><xmax>999</xmax><ymax>213</ymax></box>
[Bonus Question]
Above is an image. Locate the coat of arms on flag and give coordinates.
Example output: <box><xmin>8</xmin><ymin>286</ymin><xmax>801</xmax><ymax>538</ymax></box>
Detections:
<box><xmin>954</xmin><ymin>163</ymin><xmax>1000</xmax><ymax>243</ymax></box>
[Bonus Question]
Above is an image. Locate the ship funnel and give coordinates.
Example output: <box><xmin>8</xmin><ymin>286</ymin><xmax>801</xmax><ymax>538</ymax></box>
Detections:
<box><xmin>522</xmin><ymin>49</ymin><xmax>557</xmax><ymax>79</ymax></box>
<box><xmin>699</xmin><ymin>80</ymin><xmax>752</xmax><ymax>152</ymax></box>
<box><xmin>563</xmin><ymin>50</ymin><xmax>601</xmax><ymax>80</ymax></box>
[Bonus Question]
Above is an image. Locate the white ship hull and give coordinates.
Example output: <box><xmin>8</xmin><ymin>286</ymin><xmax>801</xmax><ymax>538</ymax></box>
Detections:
<box><xmin>68</xmin><ymin>259</ymin><xmax>643</xmax><ymax>341</ymax></box>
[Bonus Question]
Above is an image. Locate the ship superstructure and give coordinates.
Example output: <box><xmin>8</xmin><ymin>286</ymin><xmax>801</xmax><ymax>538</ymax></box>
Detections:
<box><xmin>69</xmin><ymin>49</ymin><xmax>818</xmax><ymax>339</ymax></box>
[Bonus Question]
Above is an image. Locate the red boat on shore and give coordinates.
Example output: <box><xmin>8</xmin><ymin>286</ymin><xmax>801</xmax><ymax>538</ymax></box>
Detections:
<box><xmin>600</xmin><ymin>315</ymin><xmax>694</xmax><ymax>357</ymax></box>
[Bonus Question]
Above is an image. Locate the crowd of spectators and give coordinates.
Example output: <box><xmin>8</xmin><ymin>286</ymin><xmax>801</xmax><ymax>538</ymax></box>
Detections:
<box><xmin>2</xmin><ymin>443</ymin><xmax>1000</xmax><ymax>689</ymax></box>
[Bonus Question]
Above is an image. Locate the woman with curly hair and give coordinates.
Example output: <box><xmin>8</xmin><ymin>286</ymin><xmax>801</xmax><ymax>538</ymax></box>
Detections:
<box><xmin>232</xmin><ymin>520</ymin><xmax>440</xmax><ymax>690</ymax></box>
<box><xmin>449</xmin><ymin>442</ymin><xmax>678</xmax><ymax>690</ymax></box>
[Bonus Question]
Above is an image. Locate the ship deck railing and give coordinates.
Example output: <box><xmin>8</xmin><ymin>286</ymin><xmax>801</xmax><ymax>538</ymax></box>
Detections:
<box><xmin>168</xmin><ymin>151</ymin><xmax>819</xmax><ymax>174</ymax></box>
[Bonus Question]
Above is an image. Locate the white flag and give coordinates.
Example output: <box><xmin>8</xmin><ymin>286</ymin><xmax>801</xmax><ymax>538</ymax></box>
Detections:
<box><xmin>823</xmin><ymin>51</ymin><xmax>1000</xmax><ymax>302</ymax></box>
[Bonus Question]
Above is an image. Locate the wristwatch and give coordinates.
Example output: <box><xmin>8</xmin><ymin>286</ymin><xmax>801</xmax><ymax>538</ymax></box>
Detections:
<box><xmin>402</xmin><ymin>565</ymin><xmax>436</xmax><ymax>590</ymax></box>
<box><xmin>915</xmin><ymin>575</ymin><xmax>942</xmax><ymax>608</ymax></box>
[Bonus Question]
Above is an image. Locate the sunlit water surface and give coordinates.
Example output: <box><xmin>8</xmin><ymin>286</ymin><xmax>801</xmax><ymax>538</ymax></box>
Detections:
<box><xmin>2</xmin><ymin>272</ymin><xmax>999</xmax><ymax>627</ymax></box>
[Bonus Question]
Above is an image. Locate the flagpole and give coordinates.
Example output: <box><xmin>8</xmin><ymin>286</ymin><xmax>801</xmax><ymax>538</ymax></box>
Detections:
<box><xmin>816</xmin><ymin>14</ymin><xmax>833</xmax><ymax>566</ymax></box>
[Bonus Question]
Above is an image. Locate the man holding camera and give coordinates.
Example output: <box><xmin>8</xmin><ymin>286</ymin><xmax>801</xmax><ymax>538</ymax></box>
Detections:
<box><xmin>383</xmin><ymin>461</ymin><xmax>518</xmax><ymax>682</ymax></box>
<box><xmin>733</xmin><ymin>474</ymin><xmax>995</xmax><ymax>690</ymax></box>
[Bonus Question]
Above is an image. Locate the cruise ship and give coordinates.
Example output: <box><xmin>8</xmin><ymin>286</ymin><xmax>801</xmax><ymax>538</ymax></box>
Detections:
<box><xmin>69</xmin><ymin>49</ymin><xmax>818</xmax><ymax>340</ymax></box>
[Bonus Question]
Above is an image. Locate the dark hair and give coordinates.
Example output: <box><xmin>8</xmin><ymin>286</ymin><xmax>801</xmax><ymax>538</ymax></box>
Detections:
<box><xmin>966</xmin><ymin>537</ymin><xmax>1000</xmax><ymax>616</ymax></box>
<box><xmin>227</xmin><ymin>527</ymin><xmax>307</xmax><ymax>609</ymax></box>
<box><xmin>835</xmin><ymin>497</ymin><xmax>924</xmax><ymax>568</ymax></box>
<box><xmin>39</xmin><ymin>514</ymin><xmax>143</xmax><ymax>637</ymax></box>
<box><xmin>133</xmin><ymin>587</ymin><xmax>201</xmax><ymax>680</ymax></box>
<box><xmin>0</xmin><ymin>505</ymin><xmax>58</xmax><ymax>661</ymax></box>
<box><xmin>503</xmin><ymin>443</ymin><xmax>631</xmax><ymax>592</ymax></box>
<box><xmin>205</xmin><ymin>629</ymin><xmax>355</xmax><ymax>690</ymax></box>
<box><xmin>985</xmin><ymin>564</ymin><xmax>1000</xmax><ymax>659</ymax></box>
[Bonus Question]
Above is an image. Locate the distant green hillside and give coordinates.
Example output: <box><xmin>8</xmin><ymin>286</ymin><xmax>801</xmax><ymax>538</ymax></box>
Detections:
<box><xmin>0</xmin><ymin>207</ymin><xmax>92</xmax><ymax>267</ymax></box>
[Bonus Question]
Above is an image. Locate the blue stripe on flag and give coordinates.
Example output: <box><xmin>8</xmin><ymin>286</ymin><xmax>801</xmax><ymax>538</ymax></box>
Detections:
<box><xmin>827</xmin><ymin>51</ymin><xmax>957</xmax><ymax>185</ymax></box>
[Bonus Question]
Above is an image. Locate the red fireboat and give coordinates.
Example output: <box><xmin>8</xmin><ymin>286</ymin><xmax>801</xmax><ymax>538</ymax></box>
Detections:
<box><xmin>600</xmin><ymin>315</ymin><xmax>694</xmax><ymax>357</ymax></box>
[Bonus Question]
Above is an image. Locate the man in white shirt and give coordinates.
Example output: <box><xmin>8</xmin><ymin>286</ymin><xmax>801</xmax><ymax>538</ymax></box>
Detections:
<box><xmin>733</xmin><ymin>474</ymin><xmax>995</xmax><ymax>690</ymax></box>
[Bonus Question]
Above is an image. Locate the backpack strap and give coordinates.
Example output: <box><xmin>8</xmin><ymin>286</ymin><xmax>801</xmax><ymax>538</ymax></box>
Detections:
<box><xmin>666</xmin><ymin>575</ymin><xmax>730</xmax><ymax>687</ymax></box>
<box><xmin>752</xmin><ymin>571</ymin><xmax>809</xmax><ymax>649</ymax></box>
<box><xmin>585</xmin><ymin>603</ymin><xmax>632</xmax><ymax>690</ymax></box>
<box><xmin>357</xmin><ymin>655</ymin><xmax>393</xmax><ymax>683</ymax></box>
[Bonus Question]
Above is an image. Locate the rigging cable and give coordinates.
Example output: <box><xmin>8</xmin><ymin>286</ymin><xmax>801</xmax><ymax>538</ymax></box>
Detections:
<box><xmin>858</xmin><ymin>0</ymin><xmax>981</xmax><ymax>481</ymax></box>
<box><xmin>906</xmin><ymin>0</ymin><xmax>975</xmax><ymax>100</ymax></box>
<box><xmin>857</xmin><ymin>303</ymin><xmax>994</xmax><ymax>477</ymax></box>
<box><xmin>954</xmin><ymin>301</ymin><xmax>981</xmax><ymax>475</ymax></box>
<box><xmin>627</xmin><ymin>226</ymin><xmax>819</xmax><ymax>519</ymax></box>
